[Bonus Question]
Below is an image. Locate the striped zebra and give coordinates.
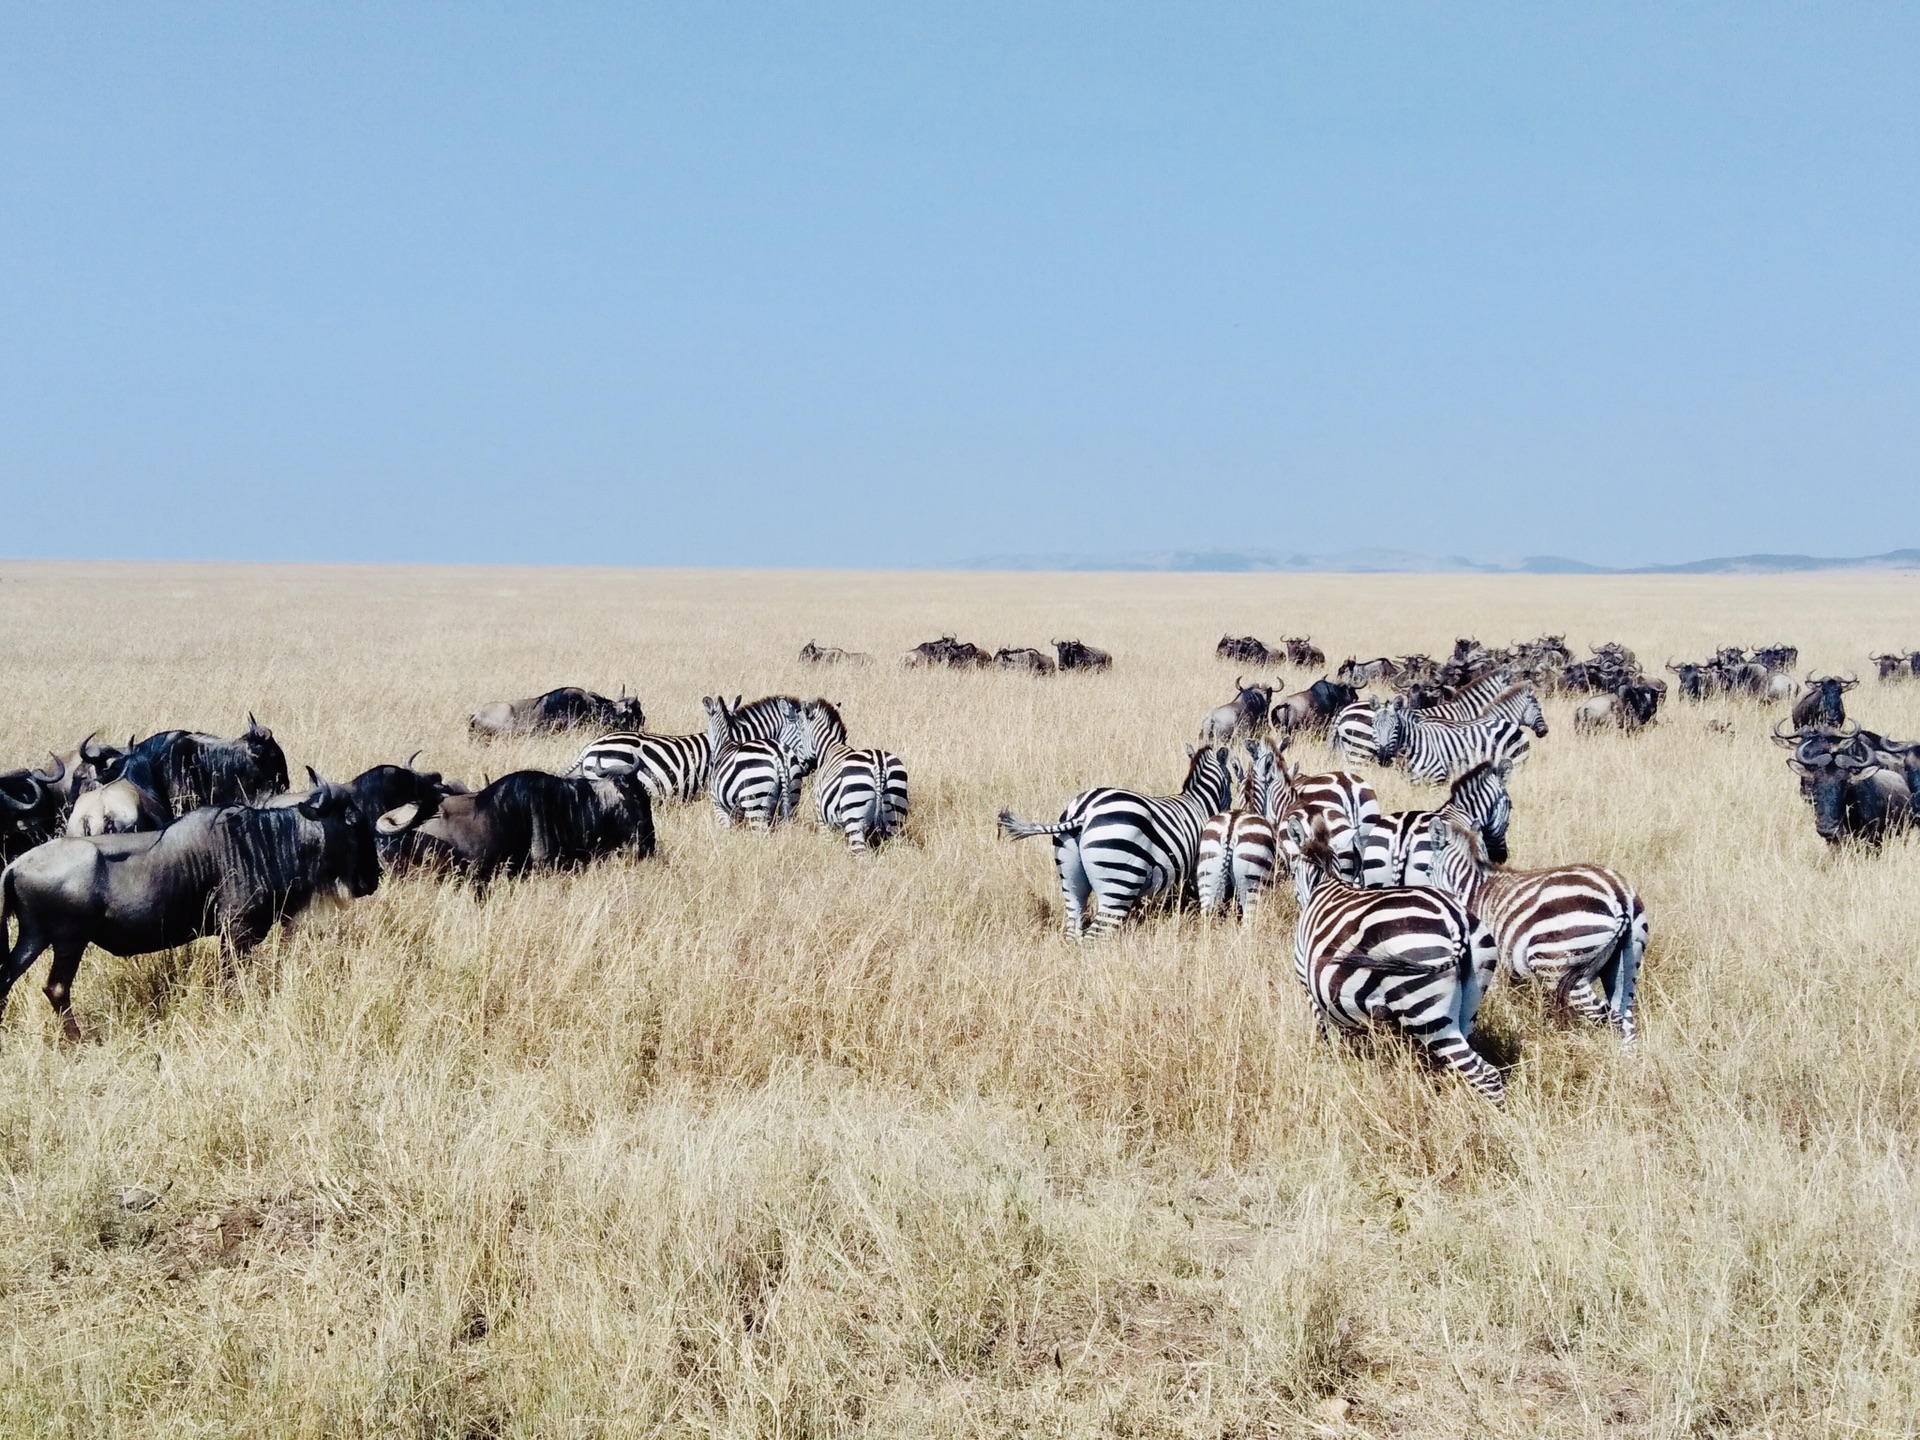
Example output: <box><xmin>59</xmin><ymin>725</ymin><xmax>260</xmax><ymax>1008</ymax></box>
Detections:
<box><xmin>1283</xmin><ymin>817</ymin><xmax>1505</xmax><ymax>1106</ymax></box>
<box><xmin>1430</xmin><ymin>817</ymin><xmax>1648</xmax><ymax>1048</ymax></box>
<box><xmin>1248</xmin><ymin>739</ymin><xmax>1380</xmax><ymax>885</ymax></box>
<box><xmin>799</xmin><ymin>699</ymin><xmax>909</xmax><ymax>851</ymax></box>
<box><xmin>1415</xmin><ymin>672</ymin><xmax>1513</xmax><ymax>722</ymax></box>
<box><xmin>1331</xmin><ymin>699</ymin><xmax>1388</xmax><ymax>766</ymax></box>
<box><xmin>1196</xmin><ymin>753</ymin><xmax>1277</xmax><ymax>918</ymax></box>
<box><xmin>998</xmin><ymin>746</ymin><xmax>1234</xmax><ymax>938</ymax></box>
<box><xmin>568</xmin><ymin>730</ymin><xmax>711</xmax><ymax>800</ymax></box>
<box><xmin>702</xmin><ymin>695</ymin><xmax>806</xmax><ymax>831</ymax></box>
<box><xmin>1383</xmin><ymin>687</ymin><xmax>1546</xmax><ymax>784</ymax></box>
<box><xmin>1361</xmin><ymin>760</ymin><xmax>1512</xmax><ymax>888</ymax></box>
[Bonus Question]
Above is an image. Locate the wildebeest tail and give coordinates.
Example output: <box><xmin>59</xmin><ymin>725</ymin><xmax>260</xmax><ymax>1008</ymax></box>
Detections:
<box><xmin>997</xmin><ymin>809</ymin><xmax>1075</xmax><ymax>841</ymax></box>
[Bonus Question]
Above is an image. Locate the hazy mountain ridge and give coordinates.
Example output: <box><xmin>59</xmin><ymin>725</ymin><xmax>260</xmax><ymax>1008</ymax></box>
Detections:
<box><xmin>960</xmin><ymin>548</ymin><xmax>1920</xmax><ymax>575</ymax></box>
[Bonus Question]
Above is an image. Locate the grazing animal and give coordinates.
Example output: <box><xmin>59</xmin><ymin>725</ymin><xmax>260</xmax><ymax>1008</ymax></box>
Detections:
<box><xmin>1199</xmin><ymin>679</ymin><xmax>1275</xmax><ymax>744</ymax></box>
<box><xmin>1666</xmin><ymin>660</ymin><xmax>1711</xmax><ymax>700</ymax></box>
<box><xmin>94</xmin><ymin>719</ymin><xmax>291</xmax><ymax>820</ymax></box>
<box><xmin>1195</xmin><ymin>750</ymin><xmax>1278</xmax><ymax>918</ymax></box>
<box><xmin>1281</xmin><ymin>818</ymin><xmax>1504</xmax><ymax>1107</ymax></box>
<box><xmin>1337</xmin><ymin>656</ymin><xmax>1400</xmax><ymax>687</ymax></box>
<box><xmin>1413</xmin><ymin>673</ymin><xmax>1512</xmax><ymax>723</ymax></box>
<box><xmin>994</xmin><ymin>646</ymin><xmax>1057</xmax><ymax>676</ymax></box>
<box><xmin>468</xmin><ymin>688</ymin><xmax>643</xmax><ymax>739</ymax></box>
<box><xmin>799</xmin><ymin>700</ymin><xmax>909</xmax><ymax>852</ymax></box>
<box><xmin>1331</xmin><ymin>699</ymin><xmax>1389</xmax><ymax>766</ymax></box>
<box><xmin>1776</xmin><ymin>726</ymin><xmax>1917</xmax><ymax>846</ymax></box>
<box><xmin>568</xmin><ymin>729</ymin><xmax>713</xmax><ymax>801</ymax></box>
<box><xmin>1573</xmin><ymin>681</ymin><xmax>1663</xmax><ymax>733</ymax></box>
<box><xmin>0</xmin><ymin>758</ymin><xmax>71</xmax><ymax>862</ymax></box>
<box><xmin>703</xmin><ymin>696</ymin><xmax>807</xmax><ymax>831</ymax></box>
<box><xmin>1247</xmin><ymin>740</ymin><xmax>1380</xmax><ymax>886</ymax></box>
<box><xmin>799</xmin><ymin>641</ymin><xmax>871</xmax><ymax>666</ymax></box>
<box><xmin>1791</xmin><ymin>674</ymin><xmax>1856</xmax><ymax>730</ymax></box>
<box><xmin>1269</xmin><ymin>679</ymin><xmax>1361</xmax><ymax>736</ymax></box>
<box><xmin>1</xmin><ymin>776</ymin><xmax>379</xmax><ymax>1041</ymax></box>
<box><xmin>1216</xmin><ymin>635</ymin><xmax>1275</xmax><ymax>666</ymax></box>
<box><xmin>1283</xmin><ymin>637</ymin><xmax>1326</xmax><ymax>669</ymax></box>
<box><xmin>1052</xmin><ymin>639</ymin><xmax>1112</xmax><ymax>672</ymax></box>
<box><xmin>1385</xmin><ymin>688</ymin><xmax>1546</xmax><ymax>784</ymax></box>
<box><xmin>1429</xmin><ymin>818</ymin><xmax>1647</xmax><ymax>1047</ymax></box>
<box><xmin>1870</xmin><ymin>651</ymin><xmax>1920</xmax><ymax>682</ymax></box>
<box><xmin>379</xmin><ymin>768</ymin><xmax>655</xmax><ymax>881</ymax></box>
<box><xmin>903</xmin><ymin>636</ymin><xmax>993</xmax><ymax>669</ymax></box>
<box><xmin>1362</xmin><ymin>761</ymin><xmax>1512</xmax><ymax>889</ymax></box>
<box><xmin>998</xmin><ymin>746</ymin><xmax>1233</xmax><ymax>938</ymax></box>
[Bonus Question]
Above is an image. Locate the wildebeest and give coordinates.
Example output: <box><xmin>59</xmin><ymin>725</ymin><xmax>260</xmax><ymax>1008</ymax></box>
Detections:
<box><xmin>1053</xmin><ymin>639</ymin><xmax>1112</xmax><ymax>672</ymax></box>
<box><xmin>799</xmin><ymin>641</ymin><xmax>872</xmax><ymax>666</ymax></box>
<box><xmin>65</xmin><ymin>771</ymin><xmax>170</xmax><ymax>838</ymax></box>
<box><xmin>902</xmin><ymin>636</ymin><xmax>993</xmax><ymax>669</ymax></box>
<box><xmin>1791</xmin><ymin>674</ymin><xmax>1857</xmax><ymax>730</ymax></box>
<box><xmin>469</xmin><ymin>688</ymin><xmax>643</xmax><ymax>739</ymax></box>
<box><xmin>1283</xmin><ymin>638</ymin><xmax>1325</xmax><ymax>669</ymax></box>
<box><xmin>1270</xmin><ymin>679</ymin><xmax>1361</xmax><ymax>736</ymax></box>
<box><xmin>0</xmin><ymin>758</ymin><xmax>70</xmax><ymax>862</ymax></box>
<box><xmin>1666</xmin><ymin>660</ymin><xmax>1711</xmax><ymax>700</ymax></box>
<box><xmin>1</xmin><ymin>774</ymin><xmax>379</xmax><ymax>1040</ymax></box>
<box><xmin>1870</xmin><ymin>651</ymin><xmax>1920</xmax><ymax>682</ymax></box>
<box><xmin>994</xmin><ymin>646</ymin><xmax>1057</xmax><ymax>676</ymax></box>
<box><xmin>1752</xmin><ymin>644</ymin><xmax>1799</xmax><ymax>673</ymax></box>
<box><xmin>1199</xmin><ymin>679</ymin><xmax>1276</xmax><ymax>743</ymax></box>
<box><xmin>1336</xmin><ymin>657</ymin><xmax>1399</xmax><ymax>686</ymax></box>
<box><xmin>270</xmin><ymin>754</ymin><xmax>472</xmax><ymax>863</ymax></box>
<box><xmin>1775</xmin><ymin>725</ymin><xmax>1916</xmax><ymax>847</ymax></box>
<box><xmin>378</xmin><ymin>769</ymin><xmax>655</xmax><ymax>884</ymax></box>
<box><xmin>70</xmin><ymin>720</ymin><xmax>291</xmax><ymax>827</ymax></box>
<box><xmin>1573</xmin><ymin>681</ymin><xmax>1663</xmax><ymax>733</ymax></box>
<box><xmin>1216</xmin><ymin>635</ymin><xmax>1275</xmax><ymax>666</ymax></box>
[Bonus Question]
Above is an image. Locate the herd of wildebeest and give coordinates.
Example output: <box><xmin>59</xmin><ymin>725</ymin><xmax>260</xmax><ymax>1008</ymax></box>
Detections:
<box><xmin>0</xmin><ymin>628</ymin><xmax>1913</xmax><ymax>1104</ymax></box>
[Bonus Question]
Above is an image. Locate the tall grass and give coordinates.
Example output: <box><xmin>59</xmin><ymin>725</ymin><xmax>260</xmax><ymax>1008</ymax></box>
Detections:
<box><xmin>2</xmin><ymin>562</ymin><xmax>1918</xmax><ymax>1437</ymax></box>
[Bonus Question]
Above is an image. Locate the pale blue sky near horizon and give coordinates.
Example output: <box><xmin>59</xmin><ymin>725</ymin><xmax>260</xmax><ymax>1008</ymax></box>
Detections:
<box><xmin>3</xmin><ymin>4</ymin><xmax>1916</xmax><ymax>569</ymax></box>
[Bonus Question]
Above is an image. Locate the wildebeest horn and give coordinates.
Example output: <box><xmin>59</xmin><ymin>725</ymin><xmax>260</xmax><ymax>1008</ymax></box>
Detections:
<box><xmin>0</xmin><ymin>782</ymin><xmax>36</xmax><ymax>811</ymax></box>
<box><xmin>1770</xmin><ymin>718</ymin><xmax>1801</xmax><ymax>746</ymax></box>
<box><xmin>31</xmin><ymin>754</ymin><xmax>66</xmax><ymax>785</ymax></box>
<box><xmin>405</xmin><ymin>749</ymin><xmax>424</xmax><ymax>770</ymax></box>
<box><xmin>79</xmin><ymin>732</ymin><xmax>107</xmax><ymax>763</ymax></box>
<box><xmin>1841</xmin><ymin>672</ymin><xmax>1858</xmax><ymax>688</ymax></box>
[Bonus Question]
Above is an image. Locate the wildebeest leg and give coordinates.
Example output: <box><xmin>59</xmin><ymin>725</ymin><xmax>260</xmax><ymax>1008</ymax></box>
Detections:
<box><xmin>42</xmin><ymin>941</ymin><xmax>88</xmax><ymax>1044</ymax></box>
<box><xmin>0</xmin><ymin>928</ymin><xmax>52</xmax><ymax>1029</ymax></box>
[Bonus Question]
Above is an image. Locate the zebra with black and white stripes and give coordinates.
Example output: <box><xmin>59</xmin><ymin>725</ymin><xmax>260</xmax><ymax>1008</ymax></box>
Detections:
<box><xmin>1196</xmin><ymin>749</ymin><xmax>1277</xmax><ymax>918</ymax></box>
<box><xmin>1414</xmin><ymin>672</ymin><xmax>1513</xmax><ymax>723</ymax></box>
<box><xmin>568</xmin><ymin>730</ymin><xmax>711</xmax><ymax>800</ymax></box>
<box><xmin>1361</xmin><ymin>760</ymin><xmax>1512</xmax><ymax>888</ymax></box>
<box><xmin>1283</xmin><ymin>816</ymin><xmax>1505</xmax><ymax>1106</ymax></box>
<box><xmin>799</xmin><ymin>699</ymin><xmax>909</xmax><ymax>851</ymax></box>
<box><xmin>1383</xmin><ymin>686</ymin><xmax>1546</xmax><ymax>784</ymax></box>
<box><xmin>1248</xmin><ymin>739</ymin><xmax>1380</xmax><ymax>885</ymax></box>
<box><xmin>1429</xmin><ymin>816</ymin><xmax>1648</xmax><ymax>1048</ymax></box>
<box><xmin>998</xmin><ymin>746</ymin><xmax>1234</xmax><ymax>938</ymax></box>
<box><xmin>703</xmin><ymin>695</ymin><xmax>807</xmax><ymax>831</ymax></box>
<box><xmin>1331</xmin><ymin>698</ymin><xmax>1390</xmax><ymax>766</ymax></box>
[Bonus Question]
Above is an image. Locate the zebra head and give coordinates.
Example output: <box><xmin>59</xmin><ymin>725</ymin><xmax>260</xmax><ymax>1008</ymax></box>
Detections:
<box><xmin>1180</xmin><ymin>744</ymin><xmax>1235</xmax><ymax>814</ymax></box>
<box><xmin>1447</xmin><ymin>762</ymin><xmax>1512</xmax><ymax>865</ymax></box>
<box><xmin>1513</xmin><ymin>688</ymin><xmax>1548</xmax><ymax>737</ymax></box>
<box><xmin>1373</xmin><ymin>698</ymin><xmax>1408</xmax><ymax>761</ymax></box>
<box><xmin>1282</xmin><ymin>812</ymin><xmax>1338</xmax><ymax>904</ymax></box>
<box><xmin>701</xmin><ymin>695</ymin><xmax>741</xmax><ymax>749</ymax></box>
<box><xmin>1246</xmin><ymin>738</ymin><xmax>1294</xmax><ymax>822</ymax></box>
<box><xmin>1431</xmin><ymin>814</ymin><xmax>1490</xmax><ymax>903</ymax></box>
<box><xmin>803</xmin><ymin>698</ymin><xmax>849</xmax><ymax>750</ymax></box>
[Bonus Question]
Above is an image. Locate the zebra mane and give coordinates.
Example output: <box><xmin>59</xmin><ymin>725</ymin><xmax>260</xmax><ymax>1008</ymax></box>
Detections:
<box><xmin>1449</xmin><ymin>760</ymin><xmax>1500</xmax><ymax>795</ymax></box>
<box><xmin>1489</xmin><ymin>682</ymin><xmax>1533</xmax><ymax>708</ymax></box>
<box><xmin>809</xmin><ymin>696</ymin><xmax>846</xmax><ymax>732</ymax></box>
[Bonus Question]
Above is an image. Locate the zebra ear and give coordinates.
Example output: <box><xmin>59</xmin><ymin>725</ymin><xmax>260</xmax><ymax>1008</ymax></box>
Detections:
<box><xmin>1184</xmin><ymin>743</ymin><xmax>1196</xmax><ymax>758</ymax></box>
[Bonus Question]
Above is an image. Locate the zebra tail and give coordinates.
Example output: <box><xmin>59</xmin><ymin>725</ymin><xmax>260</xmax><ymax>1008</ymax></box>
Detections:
<box><xmin>997</xmin><ymin>808</ymin><xmax>1073</xmax><ymax>841</ymax></box>
<box><xmin>1570</xmin><ymin>909</ymin><xmax>1636</xmax><ymax>1008</ymax></box>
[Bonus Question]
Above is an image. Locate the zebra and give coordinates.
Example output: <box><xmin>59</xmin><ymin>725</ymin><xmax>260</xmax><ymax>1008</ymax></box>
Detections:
<box><xmin>1429</xmin><ymin>817</ymin><xmax>1647</xmax><ymax>1048</ymax></box>
<box><xmin>1196</xmin><ymin>752</ymin><xmax>1278</xmax><ymax>918</ymax></box>
<box><xmin>1282</xmin><ymin>816</ymin><xmax>1505</xmax><ymax>1106</ymax></box>
<box><xmin>1414</xmin><ymin>672</ymin><xmax>1513</xmax><ymax>723</ymax></box>
<box><xmin>1247</xmin><ymin>739</ymin><xmax>1380</xmax><ymax>885</ymax></box>
<box><xmin>567</xmin><ymin>730</ymin><xmax>712</xmax><ymax>801</ymax></box>
<box><xmin>1332</xmin><ymin>698</ymin><xmax>1388</xmax><ymax>766</ymax></box>
<box><xmin>799</xmin><ymin>699</ymin><xmax>909</xmax><ymax>851</ymax></box>
<box><xmin>998</xmin><ymin>746</ymin><xmax>1234</xmax><ymax>938</ymax></box>
<box><xmin>1361</xmin><ymin>760</ymin><xmax>1512</xmax><ymax>888</ymax></box>
<box><xmin>1384</xmin><ymin>688</ymin><xmax>1546</xmax><ymax>784</ymax></box>
<box><xmin>702</xmin><ymin>695</ymin><xmax>807</xmax><ymax>831</ymax></box>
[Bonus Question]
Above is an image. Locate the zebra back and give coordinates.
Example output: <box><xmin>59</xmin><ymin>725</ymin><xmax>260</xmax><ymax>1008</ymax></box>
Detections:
<box><xmin>568</xmin><ymin>729</ymin><xmax>713</xmax><ymax>801</ymax></box>
<box><xmin>1416</xmin><ymin>672</ymin><xmax>1513</xmax><ymax>723</ymax></box>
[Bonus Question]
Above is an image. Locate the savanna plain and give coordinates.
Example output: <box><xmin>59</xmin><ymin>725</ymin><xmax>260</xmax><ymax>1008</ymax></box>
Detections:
<box><xmin>3</xmin><ymin>563</ymin><xmax>1920</xmax><ymax>1439</ymax></box>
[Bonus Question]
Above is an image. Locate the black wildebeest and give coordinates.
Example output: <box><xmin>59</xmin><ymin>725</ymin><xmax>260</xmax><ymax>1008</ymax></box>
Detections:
<box><xmin>379</xmin><ymin>769</ymin><xmax>655</xmax><ymax>885</ymax></box>
<box><xmin>1775</xmin><ymin>725</ymin><xmax>1917</xmax><ymax>847</ymax></box>
<box><xmin>1216</xmin><ymin>635</ymin><xmax>1275</xmax><ymax>666</ymax></box>
<box><xmin>0</xmin><ymin>758</ymin><xmax>70</xmax><ymax>863</ymax></box>
<box><xmin>1053</xmin><ymin>639</ymin><xmax>1112</xmax><ymax>672</ymax></box>
<box><xmin>1283</xmin><ymin>637</ymin><xmax>1326</xmax><ymax>669</ymax></box>
<box><xmin>268</xmin><ymin>754</ymin><xmax>472</xmax><ymax>865</ymax></box>
<box><xmin>469</xmin><ymin>687</ymin><xmax>643</xmax><ymax>739</ymax></box>
<box><xmin>1574</xmin><ymin>681</ymin><xmax>1663</xmax><ymax>733</ymax></box>
<box><xmin>67</xmin><ymin>719</ymin><xmax>290</xmax><ymax>833</ymax></box>
<box><xmin>902</xmin><ymin>636</ymin><xmax>993</xmax><ymax>669</ymax></box>
<box><xmin>799</xmin><ymin>641</ymin><xmax>872</xmax><ymax>666</ymax></box>
<box><xmin>1270</xmin><ymin>679</ymin><xmax>1361</xmax><ymax>736</ymax></box>
<box><xmin>1199</xmin><ymin>679</ymin><xmax>1275</xmax><ymax>743</ymax></box>
<box><xmin>1</xmin><ymin>774</ymin><xmax>380</xmax><ymax>1041</ymax></box>
<box><xmin>1791</xmin><ymin>674</ymin><xmax>1857</xmax><ymax>730</ymax></box>
<box><xmin>994</xmin><ymin>646</ymin><xmax>1057</xmax><ymax>676</ymax></box>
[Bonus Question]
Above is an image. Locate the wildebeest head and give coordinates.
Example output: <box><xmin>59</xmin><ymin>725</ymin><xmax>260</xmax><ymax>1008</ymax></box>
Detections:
<box><xmin>1873</xmin><ymin>653</ymin><xmax>1909</xmax><ymax>681</ymax></box>
<box><xmin>1620</xmin><ymin>682</ymin><xmax>1662</xmax><ymax>729</ymax></box>
<box><xmin>0</xmin><ymin>755</ymin><xmax>70</xmax><ymax>861</ymax></box>
<box><xmin>1306</xmin><ymin>679</ymin><xmax>1360</xmax><ymax>717</ymax></box>
<box><xmin>1793</xmin><ymin>673</ymin><xmax>1856</xmax><ymax>730</ymax></box>
<box><xmin>1666</xmin><ymin>661</ymin><xmax>1708</xmax><ymax>700</ymax></box>
<box><xmin>296</xmin><ymin>768</ymin><xmax>382</xmax><ymax>899</ymax></box>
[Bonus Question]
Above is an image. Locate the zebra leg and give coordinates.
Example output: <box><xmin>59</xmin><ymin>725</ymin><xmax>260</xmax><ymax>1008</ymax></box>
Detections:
<box><xmin>1563</xmin><ymin>976</ymin><xmax>1615</xmax><ymax>1031</ymax></box>
<box><xmin>710</xmin><ymin>795</ymin><xmax>735</xmax><ymax>829</ymax></box>
<box><xmin>1602</xmin><ymin>909</ymin><xmax>1648</xmax><ymax>1050</ymax></box>
<box><xmin>1054</xmin><ymin>835</ymin><xmax>1091</xmax><ymax>938</ymax></box>
<box><xmin>843</xmin><ymin>817</ymin><xmax>869</xmax><ymax>853</ymax></box>
<box><xmin>1423</xmin><ymin>1025</ymin><xmax>1507</xmax><ymax>1107</ymax></box>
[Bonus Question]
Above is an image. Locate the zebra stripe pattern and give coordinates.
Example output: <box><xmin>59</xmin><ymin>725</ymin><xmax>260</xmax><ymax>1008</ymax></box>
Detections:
<box><xmin>999</xmin><ymin>746</ymin><xmax>1234</xmax><ymax>938</ymax></box>
<box><xmin>703</xmin><ymin>695</ymin><xmax>803</xmax><ymax>831</ymax></box>
<box><xmin>1385</xmin><ymin>687</ymin><xmax>1546</xmax><ymax>784</ymax></box>
<box><xmin>1284</xmin><ymin>819</ymin><xmax>1505</xmax><ymax>1105</ymax></box>
<box><xmin>1361</xmin><ymin>760</ymin><xmax>1513</xmax><ymax>888</ymax></box>
<box><xmin>800</xmin><ymin>699</ymin><xmax>909</xmax><ymax>851</ymax></box>
<box><xmin>1430</xmin><ymin>818</ymin><xmax>1648</xmax><ymax>1048</ymax></box>
<box><xmin>1248</xmin><ymin>740</ymin><xmax>1380</xmax><ymax>885</ymax></box>
<box><xmin>568</xmin><ymin>730</ymin><xmax>711</xmax><ymax>800</ymax></box>
<box><xmin>1331</xmin><ymin>699</ymin><xmax>1388</xmax><ymax>766</ymax></box>
<box><xmin>1196</xmin><ymin>754</ymin><xmax>1277</xmax><ymax>918</ymax></box>
<box><xmin>1415</xmin><ymin>672</ymin><xmax>1513</xmax><ymax>723</ymax></box>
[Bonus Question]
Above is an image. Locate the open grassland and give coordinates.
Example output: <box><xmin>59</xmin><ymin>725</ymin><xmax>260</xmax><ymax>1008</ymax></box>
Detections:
<box><xmin>3</xmin><ymin>562</ymin><xmax>1920</xmax><ymax>1438</ymax></box>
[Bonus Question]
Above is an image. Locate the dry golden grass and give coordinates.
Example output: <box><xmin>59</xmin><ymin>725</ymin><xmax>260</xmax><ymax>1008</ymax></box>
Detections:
<box><xmin>3</xmin><ymin>561</ymin><xmax>1920</xmax><ymax>1437</ymax></box>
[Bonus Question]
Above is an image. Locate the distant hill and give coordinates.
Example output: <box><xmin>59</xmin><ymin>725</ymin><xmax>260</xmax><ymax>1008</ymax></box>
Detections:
<box><xmin>959</xmin><ymin>548</ymin><xmax>1920</xmax><ymax>575</ymax></box>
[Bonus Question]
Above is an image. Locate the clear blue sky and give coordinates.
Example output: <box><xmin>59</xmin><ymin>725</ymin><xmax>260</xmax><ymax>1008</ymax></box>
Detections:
<box><xmin>4</xmin><ymin>4</ymin><xmax>1915</xmax><ymax>567</ymax></box>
